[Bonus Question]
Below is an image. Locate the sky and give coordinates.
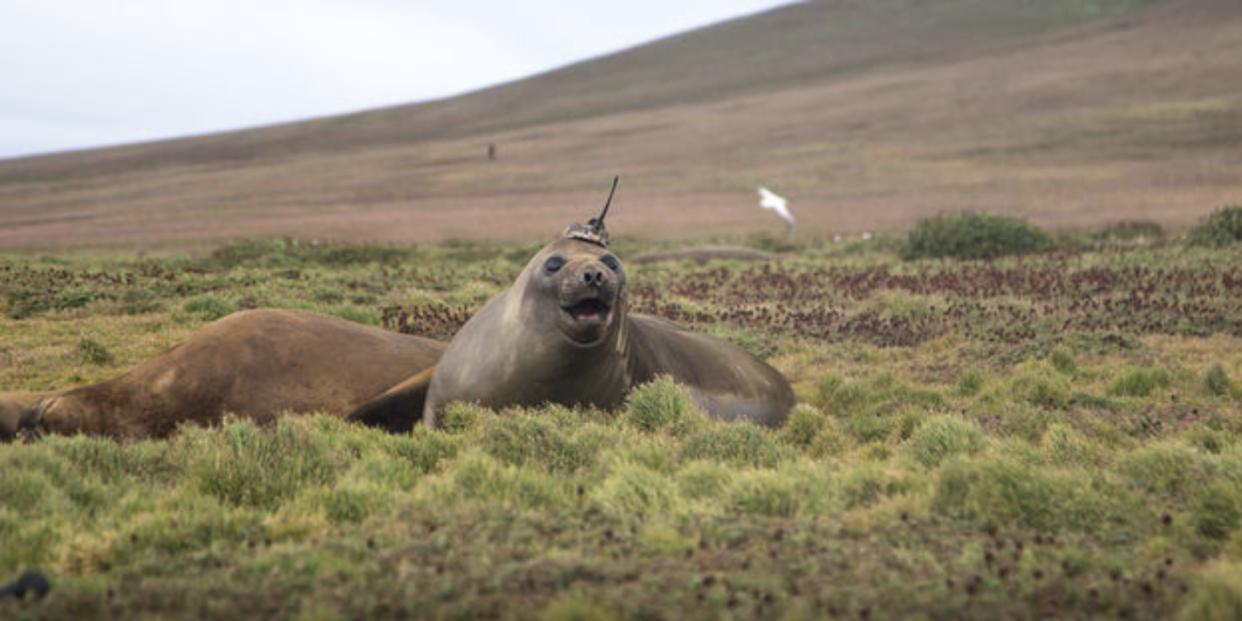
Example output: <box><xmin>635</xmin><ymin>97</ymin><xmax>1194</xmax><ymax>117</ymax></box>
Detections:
<box><xmin>0</xmin><ymin>0</ymin><xmax>791</xmax><ymax>159</ymax></box>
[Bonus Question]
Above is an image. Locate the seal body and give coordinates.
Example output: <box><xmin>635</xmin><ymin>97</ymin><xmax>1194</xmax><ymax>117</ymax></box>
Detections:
<box><xmin>0</xmin><ymin>309</ymin><xmax>444</xmax><ymax>441</ymax></box>
<box><xmin>424</xmin><ymin>237</ymin><xmax>794</xmax><ymax>427</ymax></box>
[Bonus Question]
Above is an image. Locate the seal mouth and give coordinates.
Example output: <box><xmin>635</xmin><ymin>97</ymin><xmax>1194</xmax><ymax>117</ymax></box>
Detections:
<box><xmin>566</xmin><ymin>298</ymin><xmax>608</xmax><ymax>322</ymax></box>
<box><xmin>560</xmin><ymin>294</ymin><xmax>612</xmax><ymax>345</ymax></box>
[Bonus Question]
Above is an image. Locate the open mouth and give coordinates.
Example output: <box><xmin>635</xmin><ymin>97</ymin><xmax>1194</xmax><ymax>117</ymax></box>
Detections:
<box><xmin>565</xmin><ymin>298</ymin><xmax>609</xmax><ymax>322</ymax></box>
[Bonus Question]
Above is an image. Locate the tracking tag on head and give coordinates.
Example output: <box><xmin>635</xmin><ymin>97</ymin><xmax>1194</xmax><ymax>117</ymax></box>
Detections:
<box><xmin>564</xmin><ymin>176</ymin><xmax>618</xmax><ymax>247</ymax></box>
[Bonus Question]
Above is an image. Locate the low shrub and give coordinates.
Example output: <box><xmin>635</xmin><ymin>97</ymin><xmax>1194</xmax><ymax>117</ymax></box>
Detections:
<box><xmin>1186</xmin><ymin>205</ymin><xmax>1242</xmax><ymax>248</ymax></box>
<box><xmin>901</xmin><ymin>212</ymin><xmax>1052</xmax><ymax>261</ymax></box>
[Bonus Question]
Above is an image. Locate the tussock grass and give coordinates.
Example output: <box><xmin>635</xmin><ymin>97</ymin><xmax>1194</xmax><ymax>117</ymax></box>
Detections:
<box><xmin>901</xmin><ymin>212</ymin><xmax>1052</xmax><ymax>261</ymax></box>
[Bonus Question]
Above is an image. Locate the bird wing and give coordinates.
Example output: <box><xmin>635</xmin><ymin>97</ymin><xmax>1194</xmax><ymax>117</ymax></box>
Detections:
<box><xmin>757</xmin><ymin>187</ymin><xmax>786</xmax><ymax>211</ymax></box>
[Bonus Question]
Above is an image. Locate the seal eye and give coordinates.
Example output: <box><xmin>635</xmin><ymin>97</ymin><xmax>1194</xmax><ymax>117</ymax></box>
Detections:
<box><xmin>544</xmin><ymin>255</ymin><xmax>566</xmax><ymax>274</ymax></box>
<box><xmin>600</xmin><ymin>254</ymin><xmax>620</xmax><ymax>272</ymax></box>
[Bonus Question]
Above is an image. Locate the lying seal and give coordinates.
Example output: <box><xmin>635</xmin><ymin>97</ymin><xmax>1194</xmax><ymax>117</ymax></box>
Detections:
<box><xmin>418</xmin><ymin>178</ymin><xmax>794</xmax><ymax>428</ymax></box>
<box><xmin>629</xmin><ymin>246</ymin><xmax>785</xmax><ymax>265</ymax></box>
<box><xmin>0</xmin><ymin>309</ymin><xmax>444</xmax><ymax>441</ymax></box>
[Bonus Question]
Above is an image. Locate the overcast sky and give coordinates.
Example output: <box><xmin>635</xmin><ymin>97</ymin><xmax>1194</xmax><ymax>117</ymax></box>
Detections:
<box><xmin>0</xmin><ymin>0</ymin><xmax>791</xmax><ymax>159</ymax></box>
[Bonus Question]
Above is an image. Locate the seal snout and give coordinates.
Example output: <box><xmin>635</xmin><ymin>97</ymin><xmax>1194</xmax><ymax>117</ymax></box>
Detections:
<box><xmin>582</xmin><ymin>270</ymin><xmax>606</xmax><ymax>287</ymax></box>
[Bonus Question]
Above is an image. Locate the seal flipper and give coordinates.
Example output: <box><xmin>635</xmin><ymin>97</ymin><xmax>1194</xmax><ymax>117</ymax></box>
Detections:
<box><xmin>346</xmin><ymin>367</ymin><xmax>436</xmax><ymax>433</ymax></box>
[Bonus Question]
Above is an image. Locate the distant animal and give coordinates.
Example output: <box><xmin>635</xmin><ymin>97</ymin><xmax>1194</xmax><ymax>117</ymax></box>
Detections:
<box><xmin>0</xmin><ymin>309</ymin><xmax>444</xmax><ymax>441</ymax></box>
<box><xmin>0</xmin><ymin>570</ymin><xmax>50</xmax><ymax>600</ymax></box>
<box><xmin>757</xmin><ymin>186</ymin><xmax>795</xmax><ymax>234</ymax></box>
<box><xmin>352</xmin><ymin>180</ymin><xmax>795</xmax><ymax>430</ymax></box>
<box><xmin>629</xmin><ymin>246</ymin><xmax>784</xmax><ymax>265</ymax></box>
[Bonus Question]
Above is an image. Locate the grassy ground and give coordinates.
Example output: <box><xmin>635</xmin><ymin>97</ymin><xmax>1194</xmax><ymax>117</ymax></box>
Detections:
<box><xmin>3</xmin><ymin>232</ymin><xmax>1242</xmax><ymax>619</ymax></box>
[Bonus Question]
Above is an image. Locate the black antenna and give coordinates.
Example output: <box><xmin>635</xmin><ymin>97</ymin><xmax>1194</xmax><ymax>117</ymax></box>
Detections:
<box><xmin>563</xmin><ymin>176</ymin><xmax>619</xmax><ymax>247</ymax></box>
<box><xmin>597</xmin><ymin>176</ymin><xmax>619</xmax><ymax>225</ymax></box>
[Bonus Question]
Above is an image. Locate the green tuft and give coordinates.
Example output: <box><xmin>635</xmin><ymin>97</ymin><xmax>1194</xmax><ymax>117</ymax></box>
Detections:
<box><xmin>540</xmin><ymin>594</ymin><xmax>620</xmax><ymax>621</ymax></box>
<box><xmin>680</xmin><ymin>424</ymin><xmax>786</xmax><ymax>468</ymax></box>
<box><xmin>183</xmin><ymin>295</ymin><xmax>237</xmax><ymax>321</ymax></box>
<box><xmin>932</xmin><ymin>455</ymin><xmax>1139</xmax><ymax>533</ymax></box>
<box><xmin>75</xmin><ymin>337</ymin><xmax>114</xmax><ymax>365</ymax></box>
<box><xmin>1193</xmin><ymin>482</ymin><xmax>1242</xmax><ymax>541</ymax></box>
<box><xmin>1206</xmin><ymin>363</ymin><xmax>1236</xmax><ymax>398</ymax></box>
<box><xmin>1111</xmin><ymin>366</ymin><xmax>1171</xmax><ymax>398</ymax></box>
<box><xmin>623</xmin><ymin>376</ymin><xmax>702</xmax><ymax>435</ymax></box>
<box><xmin>904</xmin><ymin>416</ymin><xmax>986</xmax><ymax>469</ymax></box>
<box><xmin>901</xmin><ymin>212</ymin><xmax>1052</xmax><ymax>261</ymax></box>
<box><xmin>1186</xmin><ymin>205</ymin><xmax>1242</xmax><ymax>248</ymax></box>
<box><xmin>1177</xmin><ymin>562</ymin><xmax>1242</xmax><ymax>621</ymax></box>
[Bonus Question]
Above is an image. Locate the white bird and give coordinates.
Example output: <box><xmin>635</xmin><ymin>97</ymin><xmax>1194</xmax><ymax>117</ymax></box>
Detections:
<box><xmin>757</xmin><ymin>186</ymin><xmax>794</xmax><ymax>234</ymax></box>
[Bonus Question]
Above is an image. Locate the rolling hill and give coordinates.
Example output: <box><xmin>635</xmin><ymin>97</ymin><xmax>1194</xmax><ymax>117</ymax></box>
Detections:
<box><xmin>1</xmin><ymin>0</ymin><xmax>1240</xmax><ymax>249</ymax></box>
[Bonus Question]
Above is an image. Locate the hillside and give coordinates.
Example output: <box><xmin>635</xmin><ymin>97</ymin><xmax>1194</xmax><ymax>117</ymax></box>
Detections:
<box><xmin>2</xmin><ymin>0</ymin><xmax>1241</xmax><ymax>249</ymax></box>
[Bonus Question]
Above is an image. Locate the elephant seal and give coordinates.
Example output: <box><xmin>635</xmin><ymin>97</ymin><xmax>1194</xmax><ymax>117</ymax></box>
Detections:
<box><xmin>0</xmin><ymin>309</ymin><xmax>444</xmax><ymax>441</ymax></box>
<box><xmin>629</xmin><ymin>246</ymin><xmax>784</xmax><ymax>265</ymax></box>
<box><xmin>419</xmin><ymin>181</ymin><xmax>794</xmax><ymax>428</ymax></box>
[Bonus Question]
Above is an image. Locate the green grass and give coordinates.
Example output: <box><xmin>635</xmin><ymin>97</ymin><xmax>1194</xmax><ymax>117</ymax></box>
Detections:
<box><xmin>3</xmin><ymin>232</ymin><xmax>1242</xmax><ymax>619</ymax></box>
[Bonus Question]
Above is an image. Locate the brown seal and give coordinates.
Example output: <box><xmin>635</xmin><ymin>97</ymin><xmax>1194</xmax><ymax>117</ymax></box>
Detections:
<box><xmin>628</xmin><ymin>246</ymin><xmax>785</xmax><ymax>265</ymax></box>
<box><xmin>0</xmin><ymin>309</ymin><xmax>444</xmax><ymax>441</ymax></box>
<box><xmin>418</xmin><ymin>192</ymin><xmax>794</xmax><ymax>428</ymax></box>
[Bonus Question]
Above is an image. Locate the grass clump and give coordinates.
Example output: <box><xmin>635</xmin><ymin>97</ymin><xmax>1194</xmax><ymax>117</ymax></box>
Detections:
<box><xmin>813</xmin><ymin>374</ymin><xmax>868</xmax><ymax>415</ymax></box>
<box><xmin>1193</xmin><ymin>482</ymin><xmax>1242</xmax><ymax>541</ymax></box>
<box><xmin>1049</xmin><ymin>348</ymin><xmax>1078</xmax><ymax>375</ymax></box>
<box><xmin>540</xmin><ymin>595</ymin><xmax>620</xmax><ymax>621</ymax></box>
<box><xmin>183</xmin><ymin>295</ymin><xmax>237</xmax><ymax>321</ymax></box>
<box><xmin>779</xmin><ymin>405</ymin><xmax>827</xmax><ymax>448</ymax></box>
<box><xmin>624</xmin><ymin>376</ymin><xmax>702</xmax><ymax>435</ymax></box>
<box><xmin>903</xmin><ymin>416</ymin><xmax>986</xmax><ymax>469</ymax></box>
<box><xmin>932</xmin><ymin>455</ymin><xmax>1137</xmax><ymax>534</ymax></box>
<box><xmin>1206</xmin><ymin>363</ymin><xmax>1237</xmax><ymax>398</ymax></box>
<box><xmin>1119</xmin><ymin>441</ymin><xmax>1212</xmax><ymax>502</ymax></box>
<box><xmin>180</xmin><ymin>417</ymin><xmax>347</xmax><ymax>510</ymax></box>
<box><xmin>590</xmin><ymin>461</ymin><xmax>680</xmax><ymax>515</ymax></box>
<box><xmin>1111</xmin><ymin>366</ymin><xmax>1172</xmax><ymax>398</ymax></box>
<box><xmin>75</xmin><ymin>337</ymin><xmax>114</xmax><ymax>365</ymax></box>
<box><xmin>1186</xmin><ymin>205</ymin><xmax>1242</xmax><ymax>248</ymax></box>
<box><xmin>480</xmin><ymin>412</ymin><xmax>598</xmax><ymax>473</ymax></box>
<box><xmin>901</xmin><ymin>212</ymin><xmax>1052</xmax><ymax>261</ymax></box>
<box><xmin>1177</xmin><ymin>562</ymin><xmax>1242</xmax><ymax>621</ymax></box>
<box><xmin>680</xmin><ymin>424</ymin><xmax>785</xmax><ymax>468</ymax></box>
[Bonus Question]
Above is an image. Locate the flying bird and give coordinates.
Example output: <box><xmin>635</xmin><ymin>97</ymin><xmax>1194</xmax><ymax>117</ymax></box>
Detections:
<box><xmin>757</xmin><ymin>186</ymin><xmax>794</xmax><ymax>234</ymax></box>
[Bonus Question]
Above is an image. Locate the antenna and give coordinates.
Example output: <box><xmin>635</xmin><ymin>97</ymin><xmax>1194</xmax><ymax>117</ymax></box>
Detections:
<box><xmin>563</xmin><ymin>175</ymin><xmax>619</xmax><ymax>247</ymax></box>
<box><xmin>597</xmin><ymin>175</ymin><xmax>619</xmax><ymax>225</ymax></box>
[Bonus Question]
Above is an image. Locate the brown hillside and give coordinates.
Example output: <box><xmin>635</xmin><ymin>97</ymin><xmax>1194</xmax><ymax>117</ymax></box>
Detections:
<box><xmin>1</xmin><ymin>0</ymin><xmax>1240</xmax><ymax>249</ymax></box>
